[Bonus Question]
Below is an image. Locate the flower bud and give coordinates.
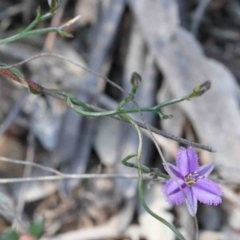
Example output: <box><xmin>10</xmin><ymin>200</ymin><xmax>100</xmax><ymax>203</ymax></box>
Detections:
<box><xmin>130</xmin><ymin>72</ymin><xmax>141</xmax><ymax>87</ymax></box>
<box><xmin>48</xmin><ymin>0</ymin><xmax>60</xmax><ymax>12</ymax></box>
<box><xmin>193</xmin><ymin>81</ymin><xmax>211</xmax><ymax>97</ymax></box>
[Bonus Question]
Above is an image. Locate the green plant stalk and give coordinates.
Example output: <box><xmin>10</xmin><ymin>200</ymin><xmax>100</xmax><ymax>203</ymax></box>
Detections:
<box><xmin>121</xmin><ymin>113</ymin><xmax>185</xmax><ymax>240</ymax></box>
<box><xmin>154</xmin><ymin>94</ymin><xmax>192</xmax><ymax>110</ymax></box>
<box><xmin>49</xmin><ymin>80</ymin><xmax>211</xmax><ymax>119</ymax></box>
<box><xmin>117</xmin><ymin>73</ymin><xmax>140</xmax><ymax>110</ymax></box>
<box><xmin>153</xmin><ymin>81</ymin><xmax>211</xmax><ymax>111</ymax></box>
<box><xmin>138</xmin><ymin>176</ymin><xmax>185</xmax><ymax>240</ymax></box>
<box><xmin>62</xmin><ymin>88</ymin><xmax>188</xmax><ymax>118</ymax></box>
<box><xmin>121</xmin><ymin>154</ymin><xmax>169</xmax><ymax>179</ymax></box>
<box><xmin>0</xmin><ymin>27</ymin><xmax>68</xmax><ymax>46</ymax></box>
<box><xmin>122</xmin><ymin>154</ymin><xmax>152</xmax><ymax>174</ymax></box>
<box><xmin>24</xmin><ymin>12</ymin><xmax>53</xmax><ymax>32</ymax></box>
<box><xmin>0</xmin><ymin>65</ymin><xmax>208</xmax><ymax>119</ymax></box>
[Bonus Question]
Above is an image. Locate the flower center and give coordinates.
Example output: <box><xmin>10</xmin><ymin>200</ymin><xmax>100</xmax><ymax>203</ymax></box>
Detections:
<box><xmin>184</xmin><ymin>172</ymin><xmax>203</xmax><ymax>187</ymax></box>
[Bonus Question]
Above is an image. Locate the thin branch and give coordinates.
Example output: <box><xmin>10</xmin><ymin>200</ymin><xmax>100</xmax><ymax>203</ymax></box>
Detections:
<box><xmin>0</xmin><ymin>174</ymin><xmax>141</xmax><ymax>184</ymax></box>
<box><xmin>0</xmin><ymin>53</ymin><xmax>216</xmax><ymax>152</ymax></box>
<box><xmin>0</xmin><ymin>156</ymin><xmax>237</xmax><ymax>184</ymax></box>
<box><xmin>0</xmin><ymin>14</ymin><xmax>80</xmax><ymax>46</ymax></box>
<box><xmin>0</xmin><ymin>156</ymin><xmax>64</xmax><ymax>176</ymax></box>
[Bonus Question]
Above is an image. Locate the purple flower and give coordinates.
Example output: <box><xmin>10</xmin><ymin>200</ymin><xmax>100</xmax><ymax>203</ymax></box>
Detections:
<box><xmin>163</xmin><ymin>147</ymin><xmax>223</xmax><ymax>216</ymax></box>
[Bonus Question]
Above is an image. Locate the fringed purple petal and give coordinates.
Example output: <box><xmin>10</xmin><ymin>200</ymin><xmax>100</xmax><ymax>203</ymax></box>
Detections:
<box><xmin>192</xmin><ymin>179</ymin><xmax>223</xmax><ymax>205</ymax></box>
<box><xmin>176</xmin><ymin>147</ymin><xmax>199</xmax><ymax>176</ymax></box>
<box><xmin>164</xmin><ymin>163</ymin><xmax>183</xmax><ymax>178</ymax></box>
<box><xmin>198</xmin><ymin>162</ymin><xmax>214</xmax><ymax>177</ymax></box>
<box><xmin>162</xmin><ymin>178</ymin><xmax>188</xmax><ymax>205</ymax></box>
<box><xmin>185</xmin><ymin>189</ymin><xmax>198</xmax><ymax>216</ymax></box>
<box><xmin>164</xmin><ymin>147</ymin><xmax>223</xmax><ymax>216</ymax></box>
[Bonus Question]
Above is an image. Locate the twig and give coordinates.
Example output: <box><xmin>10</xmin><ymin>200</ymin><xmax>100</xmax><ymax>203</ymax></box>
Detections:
<box><xmin>0</xmin><ymin>53</ymin><xmax>128</xmax><ymax>93</ymax></box>
<box><xmin>0</xmin><ymin>157</ymin><xmax>237</xmax><ymax>184</ymax></box>
<box><xmin>0</xmin><ymin>174</ymin><xmax>140</xmax><ymax>184</ymax></box>
<box><xmin>0</xmin><ymin>53</ymin><xmax>216</xmax><ymax>152</ymax></box>
<box><xmin>0</xmin><ymin>14</ymin><xmax>80</xmax><ymax>46</ymax></box>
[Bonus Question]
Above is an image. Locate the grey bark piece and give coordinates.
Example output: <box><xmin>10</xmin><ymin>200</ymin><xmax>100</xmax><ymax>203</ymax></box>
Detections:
<box><xmin>128</xmin><ymin>0</ymin><xmax>240</xmax><ymax>173</ymax></box>
<box><xmin>128</xmin><ymin>0</ymin><xmax>179</xmax><ymax>49</ymax></box>
<box><xmin>75</xmin><ymin>0</ymin><xmax>98</xmax><ymax>26</ymax></box>
<box><xmin>138</xmin><ymin>184</ymin><xmax>175</xmax><ymax>240</ymax></box>
<box><xmin>59</xmin><ymin>0</ymin><xmax>126</xmax><ymax>193</ymax></box>
<box><xmin>157</xmin><ymin>80</ymin><xmax>185</xmax><ymax>137</ymax></box>
<box><xmin>117</xmin><ymin>23</ymin><xmax>157</xmax><ymax>198</ymax></box>
<box><xmin>95</xmin><ymin>24</ymin><xmax>157</xmax><ymax>198</ymax></box>
<box><xmin>156</xmin><ymin>28</ymin><xmax>240</xmax><ymax>172</ymax></box>
<box><xmin>94</xmin><ymin>117</ymin><xmax>123</xmax><ymax>167</ymax></box>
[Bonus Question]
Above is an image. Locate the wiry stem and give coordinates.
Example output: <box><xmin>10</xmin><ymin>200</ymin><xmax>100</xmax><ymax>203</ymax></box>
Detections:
<box><xmin>0</xmin><ymin>67</ymin><xmax>216</xmax><ymax>152</ymax></box>
<box><xmin>0</xmin><ymin>9</ymin><xmax>79</xmax><ymax>46</ymax></box>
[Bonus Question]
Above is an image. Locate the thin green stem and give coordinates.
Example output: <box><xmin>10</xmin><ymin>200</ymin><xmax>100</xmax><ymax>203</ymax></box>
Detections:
<box><xmin>0</xmin><ymin>27</ymin><xmax>65</xmax><ymax>46</ymax></box>
<box><xmin>24</xmin><ymin>12</ymin><xmax>53</xmax><ymax>32</ymax></box>
<box><xmin>69</xmin><ymin>92</ymin><xmax>193</xmax><ymax>118</ymax></box>
<box><xmin>121</xmin><ymin>154</ymin><xmax>169</xmax><ymax>179</ymax></box>
<box><xmin>119</xmin><ymin>107</ymin><xmax>155</xmax><ymax>114</ymax></box>
<box><xmin>66</xmin><ymin>94</ymin><xmax>152</xmax><ymax>117</ymax></box>
<box><xmin>117</xmin><ymin>73</ymin><xmax>140</xmax><ymax>110</ymax></box>
<box><xmin>154</xmin><ymin>94</ymin><xmax>191</xmax><ymax>111</ymax></box>
<box><xmin>120</xmin><ymin>114</ymin><xmax>185</xmax><ymax>240</ymax></box>
<box><xmin>138</xmin><ymin>176</ymin><xmax>185</xmax><ymax>240</ymax></box>
<box><xmin>121</xmin><ymin>114</ymin><xmax>142</xmax><ymax>158</ymax></box>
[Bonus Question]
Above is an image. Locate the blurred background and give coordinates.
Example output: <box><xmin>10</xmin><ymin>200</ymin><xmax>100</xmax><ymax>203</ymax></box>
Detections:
<box><xmin>0</xmin><ymin>0</ymin><xmax>240</xmax><ymax>239</ymax></box>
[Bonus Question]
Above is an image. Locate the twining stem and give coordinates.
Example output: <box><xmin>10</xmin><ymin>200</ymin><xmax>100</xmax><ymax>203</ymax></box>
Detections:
<box><xmin>137</xmin><ymin>175</ymin><xmax>185</xmax><ymax>240</ymax></box>
<box><xmin>121</xmin><ymin>154</ymin><xmax>169</xmax><ymax>179</ymax></box>
<box><xmin>0</xmin><ymin>68</ymin><xmax>216</xmax><ymax>152</ymax></box>
<box><xmin>121</xmin><ymin>113</ymin><xmax>185</xmax><ymax>240</ymax></box>
<box><xmin>154</xmin><ymin>95</ymin><xmax>192</xmax><ymax>110</ymax></box>
<box><xmin>0</xmin><ymin>27</ymin><xmax>70</xmax><ymax>46</ymax></box>
<box><xmin>0</xmin><ymin>7</ymin><xmax>75</xmax><ymax>46</ymax></box>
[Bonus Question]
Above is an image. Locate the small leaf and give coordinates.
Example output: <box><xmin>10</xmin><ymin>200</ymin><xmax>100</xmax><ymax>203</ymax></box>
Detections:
<box><xmin>0</xmin><ymin>64</ymin><xmax>28</xmax><ymax>89</ymax></box>
<box><xmin>28</xmin><ymin>216</ymin><xmax>44</xmax><ymax>238</ymax></box>
<box><xmin>36</xmin><ymin>6</ymin><xmax>41</xmax><ymax>20</ymax></box>
<box><xmin>58</xmin><ymin>30</ymin><xmax>73</xmax><ymax>38</ymax></box>
<box><xmin>9</xmin><ymin>68</ymin><xmax>28</xmax><ymax>88</ymax></box>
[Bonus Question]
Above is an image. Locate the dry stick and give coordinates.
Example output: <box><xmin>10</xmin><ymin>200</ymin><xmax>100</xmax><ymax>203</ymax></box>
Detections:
<box><xmin>0</xmin><ymin>156</ymin><xmax>164</xmax><ymax>182</ymax></box>
<box><xmin>43</xmin><ymin>88</ymin><xmax>215</xmax><ymax>152</ymax></box>
<box><xmin>0</xmin><ymin>157</ymin><xmax>64</xmax><ymax>176</ymax></box>
<box><xmin>0</xmin><ymin>175</ymin><xmax>140</xmax><ymax>184</ymax></box>
<box><xmin>0</xmin><ymin>57</ymin><xmax>216</xmax><ymax>152</ymax></box>
<box><xmin>0</xmin><ymin>157</ymin><xmax>237</xmax><ymax>184</ymax></box>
